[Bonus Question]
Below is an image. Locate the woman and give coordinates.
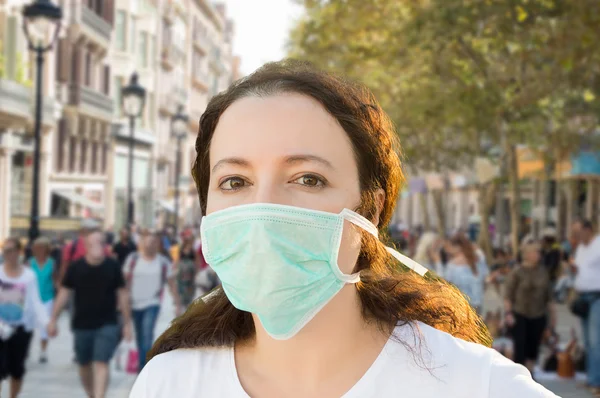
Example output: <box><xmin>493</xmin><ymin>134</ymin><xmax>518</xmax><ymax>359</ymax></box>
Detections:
<box><xmin>27</xmin><ymin>237</ymin><xmax>57</xmax><ymax>363</ymax></box>
<box><xmin>0</xmin><ymin>237</ymin><xmax>49</xmax><ymax>398</ymax></box>
<box><xmin>124</xmin><ymin>231</ymin><xmax>181</xmax><ymax>371</ymax></box>
<box><xmin>505</xmin><ymin>241</ymin><xmax>555</xmax><ymax>376</ymax></box>
<box><xmin>130</xmin><ymin>61</ymin><xmax>554</xmax><ymax>397</ymax></box>
<box><xmin>175</xmin><ymin>230</ymin><xmax>198</xmax><ymax>309</ymax></box>
<box><xmin>435</xmin><ymin>234</ymin><xmax>488</xmax><ymax>314</ymax></box>
<box><xmin>412</xmin><ymin>231</ymin><xmax>439</xmax><ymax>272</ymax></box>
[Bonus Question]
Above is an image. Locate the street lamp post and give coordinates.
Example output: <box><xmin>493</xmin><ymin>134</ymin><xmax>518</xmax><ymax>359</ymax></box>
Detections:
<box><xmin>171</xmin><ymin>105</ymin><xmax>189</xmax><ymax>238</ymax></box>
<box><xmin>22</xmin><ymin>0</ymin><xmax>63</xmax><ymax>243</ymax></box>
<box><xmin>121</xmin><ymin>73</ymin><xmax>146</xmax><ymax>226</ymax></box>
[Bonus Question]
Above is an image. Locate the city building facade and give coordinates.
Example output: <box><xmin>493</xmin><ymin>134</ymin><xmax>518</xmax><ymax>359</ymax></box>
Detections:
<box><xmin>48</xmin><ymin>0</ymin><xmax>115</xmax><ymax>225</ymax></box>
<box><xmin>0</xmin><ymin>0</ymin><xmax>238</xmax><ymax>242</ymax></box>
<box><xmin>0</xmin><ymin>1</ymin><xmax>59</xmax><ymax>240</ymax></box>
<box><xmin>108</xmin><ymin>0</ymin><xmax>160</xmax><ymax>229</ymax></box>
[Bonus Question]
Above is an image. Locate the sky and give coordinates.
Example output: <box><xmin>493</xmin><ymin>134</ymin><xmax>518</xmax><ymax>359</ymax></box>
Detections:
<box><xmin>221</xmin><ymin>0</ymin><xmax>304</xmax><ymax>75</ymax></box>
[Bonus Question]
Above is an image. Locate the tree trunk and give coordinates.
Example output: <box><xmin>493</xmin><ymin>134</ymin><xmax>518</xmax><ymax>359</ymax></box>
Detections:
<box><xmin>506</xmin><ymin>143</ymin><xmax>521</xmax><ymax>253</ymax></box>
<box><xmin>418</xmin><ymin>192</ymin><xmax>431</xmax><ymax>230</ymax></box>
<box><xmin>542</xmin><ymin>159</ymin><xmax>554</xmax><ymax>229</ymax></box>
<box><xmin>477</xmin><ymin>181</ymin><xmax>498</xmax><ymax>264</ymax></box>
<box><xmin>432</xmin><ymin>190</ymin><xmax>446</xmax><ymax>237</ymax></box>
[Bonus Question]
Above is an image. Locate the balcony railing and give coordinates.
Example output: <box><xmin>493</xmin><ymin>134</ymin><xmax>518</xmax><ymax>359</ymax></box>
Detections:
<box><xmin>0</xmin><ymin>79</ymin><xmax>56</xmax><ymax>126</ymax></box>
<box><xmin>69</xmin><ymin>1</ymin><xmax>112</xmax><ymax>48</ymax></box>
<box><xmin>192</xmin><ymin>30</ymin><xmax>210</xmax><ymax>54</ymax></box>
<box><xmin>69</xmin><ymin>84</ymin><xmax>114</xmax><ymax>121</ymax></box>
<box><xmin>161</xmin><ymin>46</ymin><xmax>185</xmax><ymax>71</ymax></box>
<box><xmin>81</xmin><ymin>6</ymin><xmax>111</xmax><ymax>43</ymax></box>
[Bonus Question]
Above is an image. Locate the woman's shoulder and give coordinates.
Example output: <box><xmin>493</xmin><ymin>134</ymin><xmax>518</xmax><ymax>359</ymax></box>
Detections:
<box><xmin>130</xmin><ymin>347</ymin><xmax>235</xmax><ymax>397</ymax></box>
<box><xmin>402</xmin><ymin>322</ymin><xmax>556</xmax><ymax>397</ymax></box>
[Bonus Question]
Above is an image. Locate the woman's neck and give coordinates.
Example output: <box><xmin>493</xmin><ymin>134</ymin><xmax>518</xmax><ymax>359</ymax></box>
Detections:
<box><xmin>522</xmin><ymin>261</ymin><xmax>538</xmax><ymax>268</ymax></box>
<box><xmin>34</xmin><ymin>255</ymin><xmax>48</xmax><ymax>265</ymax></box>
<box><xmin>142</xmin><ymin>251</ymin><xmax>157</xmax><ymax>260</ymax></box>
<box><xmin>4</xmin><ymin>262</ymin><xmax>23</xmax><ymax>278</ymax></box>
<box><xmin>236</xmin><ymin>285</ymin><xmax>389</xmax><ymax>393</ymax></box>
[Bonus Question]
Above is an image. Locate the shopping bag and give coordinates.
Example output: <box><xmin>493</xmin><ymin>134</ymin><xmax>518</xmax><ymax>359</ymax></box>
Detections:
<box><xmin>126</xmin><ymin>347</ymin><xmax>139</xmax><ymax>374</ymax></box>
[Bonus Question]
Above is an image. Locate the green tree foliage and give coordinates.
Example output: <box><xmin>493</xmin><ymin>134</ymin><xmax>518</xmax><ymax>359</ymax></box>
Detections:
<box><xmin>288</xmin><ymin>0</ymin><xmax>600</xmax><ymax>252</ymax></box>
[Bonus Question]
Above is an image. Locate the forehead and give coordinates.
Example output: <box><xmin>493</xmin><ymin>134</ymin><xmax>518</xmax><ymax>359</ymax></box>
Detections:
<box><xmin>210</xmin><ymin>93</ymin><xmax>356</xmax><ymax>168</ymax></box>
<box><xmin>3</xmin><ymin>241</ymin><xmax>16</xmax><ymax>249</ymax></box>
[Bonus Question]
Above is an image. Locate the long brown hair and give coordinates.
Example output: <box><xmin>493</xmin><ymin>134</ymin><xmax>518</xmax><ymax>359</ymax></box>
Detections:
<box><xmin>149</xmin><ymin>60</ymin><xmax>490</xmax><ymax>360</ymax></box>
<box><xmin>448</xmin><ymin>234</ymin><xmax>479</xmax><ymax>275</ymax></box>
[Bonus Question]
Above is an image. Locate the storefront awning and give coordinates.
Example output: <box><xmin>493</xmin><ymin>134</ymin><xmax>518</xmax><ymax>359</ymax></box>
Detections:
<box><xmin>156</xmin><ymin>200</ymin><xmax>176</xmax><ymax>213</ymax></box>
<box><xmin>54</xmin><ymin>191</ymin><xmax>104</xmax><ymax>210</ymax></box>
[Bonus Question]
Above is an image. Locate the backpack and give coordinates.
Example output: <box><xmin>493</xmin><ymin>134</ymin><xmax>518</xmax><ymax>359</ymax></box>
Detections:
<box><xmin>126</xmin><ymin>253</ymin><xmax>169</xmax><ymax>300</ymax></box>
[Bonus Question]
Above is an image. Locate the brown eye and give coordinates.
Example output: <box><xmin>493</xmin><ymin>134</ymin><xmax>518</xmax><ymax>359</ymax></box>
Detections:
<box><xmin>292</xmin><ymin>174</ymin><xmax>326</xmax><ymax>188</ymax></box>
<box><xmin>219</xmin><ymin>177</ymin><xmax>247</xmax><ymax>191</ymax></box>
<box><xmin>302</xmin><ymin>176</ymin><xmax>319</xmax><ymax>186</ymax></box>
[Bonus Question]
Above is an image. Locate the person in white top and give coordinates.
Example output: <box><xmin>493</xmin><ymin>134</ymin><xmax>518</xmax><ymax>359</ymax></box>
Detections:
<box><xmin>123</xmin><ymin>231</ymin><xmax>181</xmax><ymax>371</ymax></box>
<box><xmin>573</xmin><ymin>220</ymin><xmax>600</xmax><ymax>393</ymax></box>
<box><xmin>130</xmin><ymin>60</ymin><xmax>555</xmax><ymax>397</ymax></box>
<box><xmin>0</xmin><ymin>237</ymin><xmax>49</xmax><ymax>398</ymax></box>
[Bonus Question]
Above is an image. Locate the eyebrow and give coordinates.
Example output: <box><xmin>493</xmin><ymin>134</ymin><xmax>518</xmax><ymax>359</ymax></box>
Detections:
<box><xmin>211</xmin><ymin>154</ymin><xmax>335</xmax><ymax>173</ymax></box>
<box><xmin>284</xmin><ymin>154</ymin><xmax>334</xmax><ymax>170</ymax></box>
<box><xmin>212</xmin><ymin>157</ymin><xmax>251</xmax><ymax>173</ymax></box>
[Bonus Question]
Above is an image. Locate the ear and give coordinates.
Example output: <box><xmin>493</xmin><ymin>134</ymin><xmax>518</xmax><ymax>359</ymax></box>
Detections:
<box><xmin>372</xmin><ymin>189</ymin><xmax>386</xmax><ymax>227</ymax></box>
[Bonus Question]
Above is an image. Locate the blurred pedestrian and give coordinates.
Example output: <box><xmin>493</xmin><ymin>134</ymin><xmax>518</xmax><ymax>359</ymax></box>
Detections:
<box><xmin>49</xmin><ymin>234</ymin><xmax>64</xmax><ymax>270</ymax></box>
<box><xmin>123</xmin><ymin>231</ymin><xmax>181</xmax><ymax>371</ymax></box>
<box><xmin>504</xmin><ymin>241</ymin><xmax>556</xmax><ymax>376</ymax></box>
<box><xmin>541</xmin><ymin>228</ymin><xmax>562</xmax><ymax>285</ymax></box>
<box><xmin>27</xmin><ymin>237</ymin><xmax>58</xmax><ymax>364</ymax></box>
<box><xmin>413</xmin><ymin>231</ymin><xmax>439</xmax><ymax>272</ymax></box>
<box><xmin>105</xmin><ymin>225</ymin><xmax>115</xmax><ymax>246</ymax></box>
<box><xmin>48</xmin><ymin>231</ymin><xmax>132</xmax><ymax>398</ymax></box>
<box><xmin>175</xmin><ymin>230</ymin><xmax>198</xmax><ymax>309</ymax></box>
<box><xmin>435</xmin><ymin>234</ymin><xmax>488</xmax><ymax>314</ymax></box>
<box><xmin>0</xmin><ymin>237</ymin><xmax>49</xmax><ymax>398</ymax></box>
<box><xmin>59</xmin><ymin>219</ymin><xmax>104</xmax><ymax>282</ymax></box>
<box><xmin>571</xmin><ymin>220</ymin><xmax>600</xmax><ymax>394</ymax></box>
<box><xmin>112</xmin><ymin>227</ymin><xmax>137</xmax><ymax>269</ymax></box>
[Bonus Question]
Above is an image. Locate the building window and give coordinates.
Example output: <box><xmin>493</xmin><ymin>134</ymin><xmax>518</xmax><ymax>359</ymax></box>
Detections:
<box><xmin>70</xmin><ymin>44</ymin><xmax>79</xmax><ymax>83</ymax></box>
<box><xmin>103</xmin><ymin>65</ymin><xmax>110</xmax><ymax>95</ymax></box>
<box><xmin>95</xmin><ymin>0</ymin><xmax>103</xmax><ymax>16</ymax></box>
<box><xmin>102</xmin><ymin>143</ymin><xmax>108</xmax><ymax>173</ymax></box>
<box><xmin>91</xmin><ymin>141</ymin><xmax>98</xmax><ymax>174</ymax></box>
<box><xmin>113</xmin><ymin>77</ymin><xmax>122</xmax><ymax>117</ymax></box>
<box><xmin>130</xmin><ymin>16</ymin><xmax>137</xmax><ymax>52</ymax></box>
<box><xmin>56</xmin><ymin>119</ymin><xmax>66</xmax><ymax>172</ymax></box>
<box><xmin>69</xmin><ymin>137</ymin><xmax>77</xmax><ymax>172</ymax></box>
<box><xmin>150</xmin><ymin>36</ymin><xmax>156</xmax><ymax>66</ymax></box>
<box><xmin>193</xmin><ymin>50</ymin><xmax>204</xmax><ymax>82</ymax></box>
<box><xmin>139</xmin><ymin>32</ymin><xmax>148</xmax><ymax>67</ymax></box>
<box><xmin>84</xmin><ymin>51</ymin><xmax>92</xmax><ymax>87</ymax></box>
<box><xmin>116</xmin><ymin>11</ymin><xmax>126</xmax><ymax>51</ymax></box>
<box><xmin>80</xmin><ymin>139</ymin><xmax>88</xmax><ymax>173</ymax></box>
<box><xmin>146</xmin><ymin>93</ymin><xmax>154</xmax><ymax>129</ymax></box>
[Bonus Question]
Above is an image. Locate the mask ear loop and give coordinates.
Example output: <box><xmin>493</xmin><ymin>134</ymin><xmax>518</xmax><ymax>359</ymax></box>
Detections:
<box><xmin>340</xmin><ymin>209</ymin><xmax>429</xmax><ymax>277</ymax></box>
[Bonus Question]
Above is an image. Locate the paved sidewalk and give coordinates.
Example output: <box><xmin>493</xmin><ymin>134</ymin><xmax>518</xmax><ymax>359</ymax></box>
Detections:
<box><xmin>2</xmin><ymin>297</ymin><xmax>175</xmax><ymax>398</ymax></box>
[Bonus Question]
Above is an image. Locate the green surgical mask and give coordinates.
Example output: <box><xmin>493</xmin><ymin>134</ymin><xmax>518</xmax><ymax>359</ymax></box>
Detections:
<box><xmin>201</xmin><ymin>203</ymin><xmax>427</xmax><ymax>340</ymax></box>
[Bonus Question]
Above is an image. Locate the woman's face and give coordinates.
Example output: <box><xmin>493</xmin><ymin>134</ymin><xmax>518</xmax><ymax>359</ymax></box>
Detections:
<box><xmin>206</xmin><ymin>93</ymin><xmax>365</xmax><ymax>274</ymax></box>
<box><xmin>32</xmin><ymin>243</ymin><xmax>47</xmax><ymax>258</ymax></box>
<box><xmin>444</xmin><ymin>241</ymin><xmax>460</xmax><ymax>257</ymax></box>
<box><xmin>523</xmin><ymin>246</ymin><xmax>541</xmax><ymax>265</ymax></box>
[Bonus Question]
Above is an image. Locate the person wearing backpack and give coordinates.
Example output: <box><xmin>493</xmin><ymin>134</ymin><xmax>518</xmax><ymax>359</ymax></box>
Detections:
<box><xmin>123</xmin><ymin>230</ymin><xmax>181</xmax><ymax>371</ymax></box>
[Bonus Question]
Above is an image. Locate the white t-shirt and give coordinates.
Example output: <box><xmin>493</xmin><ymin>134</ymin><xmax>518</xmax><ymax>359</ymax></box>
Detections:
<box><xmin>129</xmin><ymin>322</ymin><xmax>556</xmax><ymax>397</ymax></box>
<box><xmin>0</xmin><ymin>266</ymin><xmax>49</xmax><ymax>332</ymax></box>
<box><xmin>123</xmin><ymin>253</ymin><xmax>173</xmax><ymax>310</ymax></box>
<box><xmin>574</xmin><ymin>235</ymin><xmax>600</xmax><ymax>292</ymax></box>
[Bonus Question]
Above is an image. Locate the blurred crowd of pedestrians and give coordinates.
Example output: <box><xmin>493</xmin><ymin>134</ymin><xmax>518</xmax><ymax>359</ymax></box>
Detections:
<box><xmin>390</xmin><ymin>218</ymin><xmax>600</xmax><ymax>396</ymax></box>
<box><xmin>0</xmin><ymin>220</ymin><xmax>220</xmax><ymax>398</ymax></box>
